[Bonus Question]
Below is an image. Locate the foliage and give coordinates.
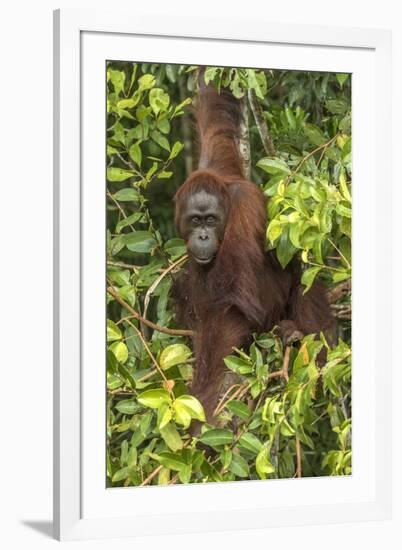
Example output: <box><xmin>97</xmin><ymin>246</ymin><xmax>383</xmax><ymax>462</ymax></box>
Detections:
<box><xmin>106</xmin><ymin>62</ymin><xmax>352</xmax><ymax>486</ymax></box>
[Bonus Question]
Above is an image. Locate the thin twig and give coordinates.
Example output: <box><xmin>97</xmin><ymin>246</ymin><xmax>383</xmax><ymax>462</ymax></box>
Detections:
<box><xmin>168</xmin><ymin>473</ymin><xmax>180</xmax><ymax>485</ymax></box>
<box><xmin>107</xmin><ymin>190</ymin><xmax>135</xmax><ymax>232</ymax></box>
<box><xmin>267</xmin><ymin>370</ymin><xmax>286</xmax><ymax>380</ymax></box>
<box><xmin>264</xmin><ymin>345</ymin><xmax>292</xmax><ymax>383</ymax></box>
<box><xmin>295</xmin><ymin>437</ymin><xmax>302</xmax><ymax>478</ymax></box>
<box><xmin>107</xmin><ymin>283</ymin><xmax>193</xmax><ymax>337</ymax></box>
<box><xmin>143</xmin><ymin>255</ymin><xmax>187</xmax><ymax>320</ymax></box>
<box><xmin>107</xmin><ymin>260</ymin><xmax>140</xmax><ymax>271</ymax></box>
<box><xmin>140</xmin><ymin>440</ymin><xmax>191</xmax><ymax>486</ymax></box>
<box><xmin>122</xmin><ymin>317</ymin><xmax>172</xmax><ymax>396</ymax></box>
<box><xmin>290</xmin><ymin>133</ymin><xmax>340</xmax><ymax>179</ymax></box>
<box><xmin>178</xmin><ymin>76</ymin><xmax>193</xmax><ymax>178</ymax></box>
<box><xmin>282</xmin><ymin>346</ymin><xmax>291</xmax><ymax>382</ymax></box>
<box><xmin>248</xmin><ymin>88</ymin><xmax>276</xmax><ymax>156</ymax></box>
<box><xmin>213</xmin><ymin>383</ymin><xmax>248</xmax><ymax>417</ymax></box>
<box><xmin>140</xmin><ymin>465</ymin><xmax>163</xmax><ymax>486</ymax></box>
<box><xmin>213</xmin><ymin>384</ymin><xmax>242</xmax><ymax>417</ymax></box>
<box><xmin>328</xmin><ymin>238</ymin><xmax>351</xmax><ymax>270</ymax></box>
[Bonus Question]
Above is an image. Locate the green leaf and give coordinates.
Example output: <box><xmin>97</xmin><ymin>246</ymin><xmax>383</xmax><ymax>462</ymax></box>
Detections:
<box><xmin>169</xmin><ymin>141</ymin><xmax>184</xmax><ymax>160</ymax></box>
<box><xmin>128</xmin><ymin>143</ymin><xmax>142</xmax><ymax>167</ymax></box>
<box><xmin>166</xmin><ymin>64</ymin><xmax>177</xmax><ymax>83</ymax></box>
<box><xmin>173</xmin><ymin>401</ymin><xmax>192</xmax><ymax>428</ymax></box>
<box><xmin>223</xmin><ymin>355</ymin><xmax>253</xmax><ymax>375</ymax></box>
<box><xmin>172</xmin><ymin>97</ymin><xmax>192</xmax><ymax>117</ymax></box>
<box><xmin>127</xmin><ymin>446</ymin><xmax>138</xmax><ymax>468</ymax></box>
<box><xmin>204</xmin><ymin>67</ymin><xmax>219</xmax><ymax>84</ymax></box>
<box><xmin>149</xmin><ymin>88</ymin><xmax>170</xmax><ymax>115</ymax></box>
<box><xmin>336</xmin><ymin>73</ymin><xmax>349</xmax><ymax>88</ymax></box>
<box><xmin>340</xmin><ymin>216</ymin><xmax>351</xmax><ymax>238</ymax></box>
<box><xmin>289</xmin><ymin>221</ymin><xmax>302</xmax><ymax>248</ymax></box>
<box><xmin>255</xmin><ymin>334</ymin><xmax>275</xmax><ymax>349</ymax></box>
<box><xmin>267</xmin><ymin>219</ymin><xmax>283</xmax><ymax>243</ymax></box>
<box><xmin>107</xmin><ymin>167</ymin><xmax>135</xmax><ymax>182</ymax></box>
<box><xmin>220</xmin><ymin>449</ymin><xmax>232</xmax><ymax>470</ymax></box>
<box><xmin>304</xmin><ymin>123</ymin><xmax>327</xmax><ymax>146</ymax></box>
<box><xmin>146</xmin><ymin>162</ymin><xmax>158</xmax><ymax>181</ymax></box>
<box><xmin>226</xmin><ymin>400</ymin><xmax>251</xmax><ymax>419</ymax></box>
<box><xmin>151</xmin><ymin>130</ymin><xmax>170</xmax><ymax>151</ymax></box>
<box><xmin>157</xmin><ymin>467</ymin><xmax>170</xmax><ymax>485</ymax></box>
<box><xmin>157</xmin><ymin>402</ymin><xmax>172</xmax><ymax>429</ymax></box>
<box><xmin>115</xmin><ymin>212</ymin><xmax>143</xmax><ymax>233</ymax></box>
<box><xmin>178</xmin><ymin>464</ymin><xmax>192</xmax><ymax>484</ymax></box>
<box><xmin>138</xmin><ymin>74</ymin><xmax>156</xmax><ymax>91</ymax></box>
<box><xmin>199</xmin><ymin>428</ymin><xmax>234</xmax><ymax>448</ymax></box>
<box><xmin>174</xmin><ymin>395</ymin><xmax>206</xmax><ymax>422</ymax></box>
<box><xmin>115</xmin><ymin>399</ymin><xmax>139</xmax><ymax>415</ymax></box>
<box><xmin>113</xmin><ymin>188</ymin><xmax>140</xmax><ymax>202</ymax></box>
<box><xmin>285</xmin><ymin>107</ymin><xmax>297</xmax><ymax>130</ymax></box>
<box><xmin>256</xmin><ymin>446</ymin><xmax>275</xmax><ymax>479</ymax></box>
<box><xmin>164</xmin><ymin>238</ymin><xmax>187</xmax><ymax>258</ymax></box>
<box><xmin>339</xmin><ymin>171</ymin><xmax>351</xmax><ymax>202</ymax></box>
<box><xmin>110</xmin><ymin>341</ymin><xmax>129</xmax><ymax>364</ymax></box>
<box><xmin>276</xmin><ymin>228</ymin><xmax>297</xmax><ymax>268</ymax></box>
<box><xmin>114</xmin><ymin>283</ymin><xmax>136</xmax><ymax>305</ymax></box>
<box><xmin>138</xmin><ymin>389</ymin><xmax>171</xmax><ymax>409</ymax></box>
<box><xmin>112</xmin><ymin>466</ymin><xmax>129</xmax><ymax>483</ymax></box>
<box><xmin>325</xmin><ymin>98</ymin><xmax>349</xmax><ymax>115</ymax></box>
<box><xmin>157</xmin><ymin>118</ymin><xmax>171</xmax><ymax>134</ymax></box>
<box><xmin>301</xmin><ymin>266</ymin><xmax>321</xmax><ymax>294</ymax></box>
<box><xmin>238</xmin><ymin>432</ymin><xmax>263</xmax><ymax>455</ymax></box>
<box><xmin>159</xmin><ymin>422</ymin><xmax>183</xmax><ymax>452</ymax></box>
<box><xmin>336</xmin><ymin>202</ymin><xmax>352</xmax><ymax>218</ymax></box>
<box><xmin>124</xmin><ymin>231</ymin><xmax>156</xmax><ymax>253</ymax></box>
<box><xmin>121</xmin><ymin>440</ymin><xmax>129</xmax><ymax>465</ymax></box>
<box><xmin>107</xmin><ymin>144</ymin><xmax>119</xmax><ymax>155</ymax></box>
<box><xmin>156</xmin><ymin>452</ymin><xmax>187</xmax><ymax>472</ymax></box>
<box><xmin>117</xmin><ymin>98</ymin><xmax>138</xmax><ymax>110</ymax></box>
<box><xmin>107</xmin><ymin>372</ymin><xmax>123</xmax><ymax>390</ymax></box>
<box><xmin>280</xmin><ymin>418</ymin><xmax>295</xmax><ymax>437</ymax></box>
<box><xmin>107</xmin><ymin>319</ymin><xmax>122</xmax><ymax>342</ymax></box>
<box><xmin>257</xmin><ymin>158</ymin><xmax>291</xmax><ymax>175</ymax></box>
<box><xmin>332</xmin><ymin>270</ymin><xmax>350</xmax><ymax>283</ymax></box>
<box><xmin>246</xmin><ymin>69</ymin><xmax>267</xmax><ymax>99</ymax></box>
<box><xmin>160</xmin><ymin>344</ymin><xmax>192</xmax><ymax>370</ymax></box>
<box><xmin>229</xmin><ymin>453</ymin><xmax>249</xmax><ymax>478</ymax></box>
<box><xmin>108</xmin><ymin>69</ymin><xmax>125</xmax><ymax>95</ymax></box>
<box><xmin>157</xmin><ymin>171</ymin><xmax>173</xmax><ymax>179</ymax></box>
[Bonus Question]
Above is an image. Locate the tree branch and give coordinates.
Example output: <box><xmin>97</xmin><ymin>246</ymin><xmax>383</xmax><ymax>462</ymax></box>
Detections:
<box><xmin>140</xmin><ymin>465</ymin><xmax>163</xmax><ymax>487</ymax></box>
<box><xmin>290</xmin><ymin>133</ymin><xmax>340</xmax><ymax>178</ymax></box>
<box><xmin>295</xmin><ymin>437</ymin><xmax>302</xmax><ymax>478</ymax></box>
<box><xmin>107</xmin><ymin>260</ymin><xmax>140</xmax><ymax>271</ymax></box>
<box><xmin>178</xmin><ymin>76</ymin><xmax>193</xmax><ymax>178</ymax></box>
<box><xmin>107</xmin><ymin>284</ymin><xmax>194</xmax><ymax>337</ymax></box>
<box><xmin>248</xmin><ymin>88</ymin><xmax>276</xmax><ymax>156</ymax></box>
<box><xmin>239</xmin><ymin>97</ymin><xmax>251</xmax><ymax>179</ymax></box>
<box><xmin>107</xmin><ymin>190</ymin><xmax>135</xmax><ymax>232</ymax></box>
<box><xmin>143</xmin><ymin>255</ymin><xmax>187</xmax><ymax>320</ymax></box>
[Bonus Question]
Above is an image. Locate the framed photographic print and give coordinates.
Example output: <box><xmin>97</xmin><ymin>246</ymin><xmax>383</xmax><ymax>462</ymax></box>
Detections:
<box><xmin>53</xmin><ymin>8</ymin><xmax>392</xmax><ymax>541</ymax></box>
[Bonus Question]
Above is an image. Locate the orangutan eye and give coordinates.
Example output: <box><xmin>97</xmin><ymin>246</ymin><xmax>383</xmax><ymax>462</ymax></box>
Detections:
<box><xmin>206</xmin><ymin>216</ymin><xmax>216</xmax><ymax>224</ymax></box>
<box><xmin>191</xmin><ymin>216</ymin><xmax>200</xmax><ymax>225</ymax></box>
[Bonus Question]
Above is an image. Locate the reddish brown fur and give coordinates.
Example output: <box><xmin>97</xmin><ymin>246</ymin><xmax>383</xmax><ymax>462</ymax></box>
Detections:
<box><xmin>173</xmin><ymin>72</ymin><xmax>335</xmax><ymax>420</ymax></box>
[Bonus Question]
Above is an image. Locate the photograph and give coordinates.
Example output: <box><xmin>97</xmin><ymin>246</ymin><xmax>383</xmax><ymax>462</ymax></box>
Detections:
<box><xmin>105</xmin><ymin>62</ymin><xmax>352</xmax><ymax>487</ymax></box>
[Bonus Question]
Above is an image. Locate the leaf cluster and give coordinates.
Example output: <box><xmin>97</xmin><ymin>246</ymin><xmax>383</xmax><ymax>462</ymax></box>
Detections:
<box><xmin>106</xmin><ymin>62</ymin><xmax>352</xmax><ymax>486</ymax></box>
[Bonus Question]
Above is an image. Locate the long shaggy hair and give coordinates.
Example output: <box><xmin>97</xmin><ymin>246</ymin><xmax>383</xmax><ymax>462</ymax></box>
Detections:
<box><xmin>173</xmin><ymin>69</ymin><xmax>335</xmax><ymax>419</ymax></box>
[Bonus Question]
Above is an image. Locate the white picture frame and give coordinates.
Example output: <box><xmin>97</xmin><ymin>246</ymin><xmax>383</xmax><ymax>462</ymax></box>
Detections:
<box><xmin>53</xmin><ymin>8</ymin><xmax>392</xmax><ymax>541</ymax></box>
